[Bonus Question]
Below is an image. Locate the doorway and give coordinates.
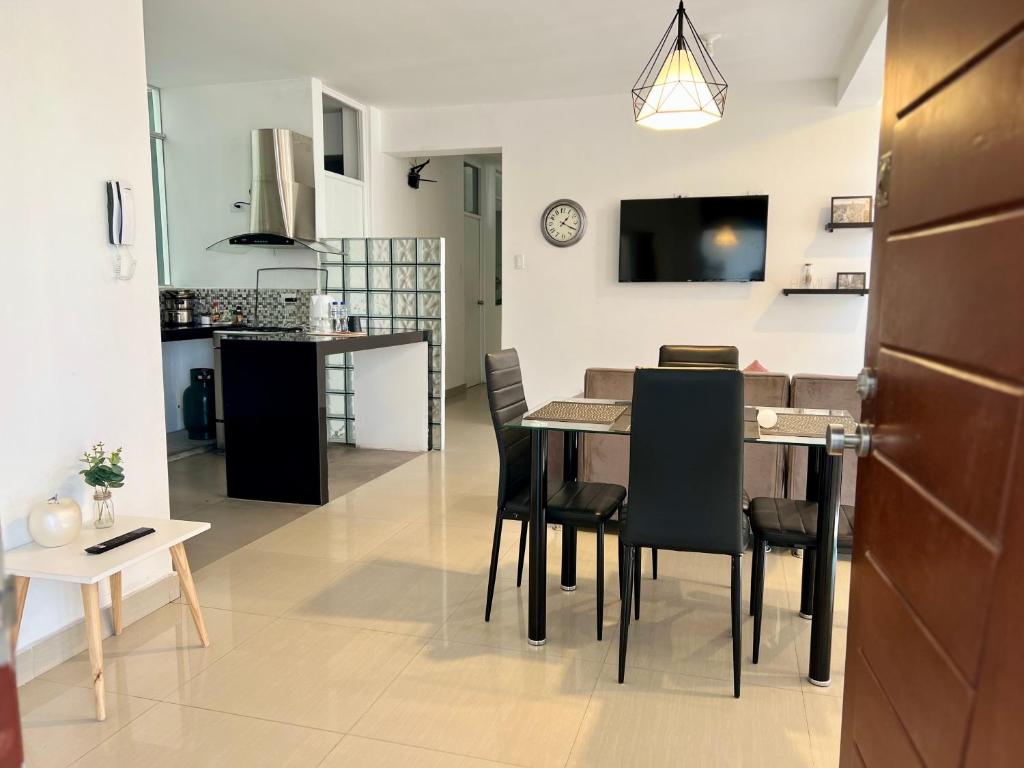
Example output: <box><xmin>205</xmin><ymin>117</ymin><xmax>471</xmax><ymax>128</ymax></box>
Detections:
<box><xmin>463</xmin><ymin>155</ymin><xmax>502</xmax><ymax>388</ymax></box>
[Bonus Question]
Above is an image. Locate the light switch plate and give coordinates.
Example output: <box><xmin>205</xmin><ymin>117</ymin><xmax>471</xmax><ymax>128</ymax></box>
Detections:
<box><xmin>513</xmin><ymin>254</ymin><xmax>525</xmax><ymax>270</ymax></box>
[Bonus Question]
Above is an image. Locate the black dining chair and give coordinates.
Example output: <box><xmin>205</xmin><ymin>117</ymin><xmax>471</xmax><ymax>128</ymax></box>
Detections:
<box><xmin>658</xmin><ymin>344</ymin><xmax>739</xmax><ymax>369</ymax></box>
<box><xmin>484</xmin><ymin>349</ymin><xmax>627</xmax><ymax>640</ymax></box>
<box><xmin>747</xmin><ymin>498</ymin><xmax>855</xmax><ymax>663</ymax></box>
<box><xmin>617</xmin><ymin>366</ymin><xmax>745</xmax><ymax>697</ymax></box>
<box><xmin>629</xmin><ymin>345</ymin><xmax>738</xmax><ymax>582</ymax></box>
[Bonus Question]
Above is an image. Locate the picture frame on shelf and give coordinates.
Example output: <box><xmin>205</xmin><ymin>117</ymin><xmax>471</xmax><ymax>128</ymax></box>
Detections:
<box><xmin>836</xmin><ymin>271</ymin><xmax>867</xmax><ymax>290</ymax></box>
<box><xmin>830</xmin><ymin>196</ymin><xmax>873</xmax><ymax>225</ymax></box>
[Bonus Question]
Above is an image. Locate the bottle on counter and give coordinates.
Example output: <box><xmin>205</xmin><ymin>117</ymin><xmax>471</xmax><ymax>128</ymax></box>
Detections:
<box><xmin>210</xmin><ymin>300</ymin><xmax>221</xmax><ymax>323</ymax></box>
<box><xmin>329</xmin><ymin>301</ymin><xmax>348</xmax><ymax>333</ymax></box>
<box><xmin>233</xmin><ymin>305</ymin><xmax>245</xmax><ymax>325</ymax></box>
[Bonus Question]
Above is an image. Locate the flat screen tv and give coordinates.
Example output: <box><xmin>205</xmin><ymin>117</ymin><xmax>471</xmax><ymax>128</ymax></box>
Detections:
<box><xmin>618</xmin><ymin>195</ymin><xmax>768</xmax><ymax>282</ymax></box>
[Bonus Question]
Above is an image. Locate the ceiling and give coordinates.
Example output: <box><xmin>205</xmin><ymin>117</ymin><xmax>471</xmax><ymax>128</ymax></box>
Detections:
<box><xmin>143</xmin><ymin>0</ymin><xmax>883</xmax><ymax>108</ymax></box>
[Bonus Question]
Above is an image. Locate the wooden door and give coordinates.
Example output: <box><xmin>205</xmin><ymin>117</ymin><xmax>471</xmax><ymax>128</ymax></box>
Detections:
<box><xmin>840</xmin><ymin>2</ymin><xmax>1024</xmax><ymax>766</ymax></box>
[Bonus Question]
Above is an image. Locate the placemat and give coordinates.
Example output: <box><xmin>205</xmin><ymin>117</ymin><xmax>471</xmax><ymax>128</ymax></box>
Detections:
<box><xmin>761</xmin><ymin>412</ymin><xmax>858</xmax><ymax>438</ymax></box>
<box><xmin>525</xmin><ymin>401</ymin><xmax>628</xmax><ymax>425</ymax></box>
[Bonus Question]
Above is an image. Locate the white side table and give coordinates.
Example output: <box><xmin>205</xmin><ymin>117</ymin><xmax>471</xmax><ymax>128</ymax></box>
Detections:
<box><xmin>5</xmin><ymin>516</ymin><xmax>211</xmax><ymax>721</ymax></box>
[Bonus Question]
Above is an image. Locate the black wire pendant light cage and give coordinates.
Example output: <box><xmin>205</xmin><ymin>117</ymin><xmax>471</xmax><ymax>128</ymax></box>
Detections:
<box><xmin>632</xmin><ymin>2</ymin><xmax>728</xmax><ymax>129</ymax></box>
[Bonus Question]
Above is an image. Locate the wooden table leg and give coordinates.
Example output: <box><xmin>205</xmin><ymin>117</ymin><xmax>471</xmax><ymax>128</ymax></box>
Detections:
<box><xmin>109</xmin><ymin>572</ymin><xmax>123</xmax><ymax>635</ymax></box>
<box><xmin>80</xmin><ymin>583</ymin><xmax>105</xmax><ymax>721</ymax></box>
<box><xmin>170</xmin><ymin>543</ymin><xmax>209</xmax><ymax>647</ymax></box>
<box><xmin>10</xmin><ymin>576</ymin><xmax>29</xmax><ymax>656</ymax></box>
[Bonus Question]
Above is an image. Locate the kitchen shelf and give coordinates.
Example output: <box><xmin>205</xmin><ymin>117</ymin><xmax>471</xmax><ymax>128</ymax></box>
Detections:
<box><xmin>782</xmin><ymin>288</ymin><xmax>869</xmax><ymax>296</ymax></box>
<box><xmin>825</xmin><ymin>221</ymin><xmax>874</xmax><ymax>232</ymax></box>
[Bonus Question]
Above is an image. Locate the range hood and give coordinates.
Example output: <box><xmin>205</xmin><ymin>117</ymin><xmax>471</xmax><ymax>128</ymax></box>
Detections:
<box><xmin>207</xmin><ymin>128</ymin><xmax>341</xmax><ymax>256</ymax></box>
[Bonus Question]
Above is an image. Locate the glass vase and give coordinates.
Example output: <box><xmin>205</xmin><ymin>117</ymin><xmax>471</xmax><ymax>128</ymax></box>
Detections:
<box><xmin>93</xmin><ymin>488</ymin><xmax>115</xmax><ymax>529</ymax></box>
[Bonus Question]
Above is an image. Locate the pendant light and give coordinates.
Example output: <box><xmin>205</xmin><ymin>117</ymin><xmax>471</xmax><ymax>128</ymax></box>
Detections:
<box><xmin>632</xmin><ymin>2</ymin><xmax>727</xmax><ymax>130</ymax></box>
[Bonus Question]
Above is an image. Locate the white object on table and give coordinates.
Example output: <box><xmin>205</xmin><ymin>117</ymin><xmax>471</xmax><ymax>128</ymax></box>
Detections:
<box><xmin>5</xmin><ymin>516</ymin><xmax>211</xmax><ymax>721</ymax></box>
<box><xmin>756</xmin><ymin>408</ymin><xmax>779</xmax><ymax>429</ymax></box>
<box><xmin>27</xmin><ymin>496</ymin><xmax>82</xmax><ymax>548</ymax></box>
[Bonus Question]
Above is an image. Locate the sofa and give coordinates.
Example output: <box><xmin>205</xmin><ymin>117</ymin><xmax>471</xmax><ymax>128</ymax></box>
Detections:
<box><xmin>577</xmin><ymin>368</ymin><xmax>857</xmax><ymax>510</ymax></box>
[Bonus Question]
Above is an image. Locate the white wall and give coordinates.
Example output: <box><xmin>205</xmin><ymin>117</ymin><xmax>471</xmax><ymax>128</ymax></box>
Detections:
<box><xmin>0</xmin><ymin>0</ymin><xmax>171</xmax><ymax>649</ymax></box>
<box><xmin>369</xmin><ymin>112</ymin><xmax>467</xmax><ymax>389</ymax></box>
<box><xmin>160</xmin><ymin>78</ymin><xmax>320</xmax><ymax>287</ymax></box>
<box><xmin>381</xmin><ymin>81</ymin><xmax>880</xmax><ymax>402</ymax></box>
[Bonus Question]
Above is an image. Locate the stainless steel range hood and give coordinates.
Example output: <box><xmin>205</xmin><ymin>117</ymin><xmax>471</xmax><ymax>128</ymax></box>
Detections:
<box><xmin>207</xmin><ymin>128</ymin><xmax>341</xmax><ymax>255</ymax></box>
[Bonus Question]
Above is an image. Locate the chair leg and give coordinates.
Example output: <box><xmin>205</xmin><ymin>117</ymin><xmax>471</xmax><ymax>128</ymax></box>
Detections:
<box><xmin>633</xmin><ymin>546</ymin><xmax>642</xmax><ymax>620</ymax></box>
<box><xmin>596</xmin><ymin>523</ymin><xmax>605</xmax><ymax>641</ymax></box>
<box><xmin>618</xmin><ymin>545</ymin><xmax>635</xmax><ymax>683</ymax></box>
<box><xmin>731</xmin><ymin>554</ymin><xmax>742</xmax><ymax>699</ymax></box>
<box><xmin>651</xmin><ymin>548</ymin><xmax>658</xmax><ymax>579</ymax></box>
<box><xmin>617</xmin><ymin>536</ymin><xmax>624</xmax><ymax>600</ymax></box>
<box><xmin>799</xmin><ymin>547</ymin><xmax>815</xmax><ymax>618</ymax></box>
<box><xmin>485</xmin><ymin>513</ymin><xmax>504</xmax><ymax>622</ymax></box>
<box><xmin>749</xmin><ymin>540</ymin><xmax>758</xmax><ymax>616</ymax></box>
<box><xmin>516</xmin><ymin>519</ymin><xmax>529</xmax><ymax>587</ymax></box>
<box><xmin>753</xmin><ymin>537</ymin><xmax>766</xmax><ymax>665</ymax></box>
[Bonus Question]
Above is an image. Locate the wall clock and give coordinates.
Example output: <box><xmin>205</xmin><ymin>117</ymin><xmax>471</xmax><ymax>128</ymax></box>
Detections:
<box><xmin>541</xmin><ymin>199</ymin><xmax>587</xmax><ymax>247</ymax></box>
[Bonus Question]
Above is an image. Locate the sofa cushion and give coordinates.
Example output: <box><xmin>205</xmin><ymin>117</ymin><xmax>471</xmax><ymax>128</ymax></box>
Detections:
<box><xmin>579</xmin><ymin>367</ymin><xmax>789</xmax><ymax>506</ymax></box>
<box><xmin>743</xmin><ymin>371</ymin><xmax>789</xmax><ymax>500</ymax></box>
<box><xmin>580</xmin><ymin>368</ymin><xmax>633</xmax><ymax>491</ymax></box>
<box><xmin>786</xmin><ymin>374</ymin><xmax>861</xmax><ymax>507</ymax></box>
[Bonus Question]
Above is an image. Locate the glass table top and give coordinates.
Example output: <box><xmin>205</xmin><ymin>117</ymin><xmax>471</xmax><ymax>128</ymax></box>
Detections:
<box><xmin>504</xmin><ymin>398</ymin><xmax>855</xmax><ymax>447</ymax></box>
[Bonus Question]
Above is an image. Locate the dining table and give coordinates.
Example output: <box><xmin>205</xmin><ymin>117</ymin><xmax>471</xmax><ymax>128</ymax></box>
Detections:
<box><xmin>505</xmin><ymin>397</ymin><xmax>856</xmax><ymax>688</ymax></box>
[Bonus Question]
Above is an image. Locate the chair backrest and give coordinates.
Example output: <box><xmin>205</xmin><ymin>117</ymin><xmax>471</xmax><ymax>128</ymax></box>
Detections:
<box><xmin>786</xmin><ymin>374</ymin><xmax>861</xmax><ymax>506</ymax></box>
<box><xmin>658</xmin><ymin>345</ymin><xmax>739</xmax><ymax>369</ymax></box>
<box><xmin>484</xmin><ymin>349</ymin><xmax>532</xmax><ymax>510</ymax></box>
<box><xmin>625</xmin><ymin>367</ymin><xmax>745</xmax><ymax>555</ymax></box>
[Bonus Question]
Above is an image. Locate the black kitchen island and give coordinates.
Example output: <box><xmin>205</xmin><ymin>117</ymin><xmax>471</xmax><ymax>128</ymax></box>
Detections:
<box><xmin>220</xmin><ymin>330</ymin><xmax>430</xmax><ymax>505</ymax></box>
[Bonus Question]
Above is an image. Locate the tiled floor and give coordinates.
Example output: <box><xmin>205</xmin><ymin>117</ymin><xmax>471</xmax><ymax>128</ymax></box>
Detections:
<box><xmin>169</xmin><ymin>444</ymin><xmax>419</xmax><ymax>569</ymax></box>
<box><xmin>19</xmin><ymin>387</ymin><xmax>847</xmax><ymax>767</ymax></box>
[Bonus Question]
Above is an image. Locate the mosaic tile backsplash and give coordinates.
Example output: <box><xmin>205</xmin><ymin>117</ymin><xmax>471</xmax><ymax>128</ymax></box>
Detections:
<box><xmin>183</xmin><ymin>288</ymin><xmax>317</xmax><ymax>328</ymax></box>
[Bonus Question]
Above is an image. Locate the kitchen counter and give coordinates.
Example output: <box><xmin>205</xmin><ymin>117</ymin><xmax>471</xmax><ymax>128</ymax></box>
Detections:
<box><xmin>220</xmin><ymin>331</ymin><xmax>431</xmax><ymax>505</ymax></box>
<box><xmin>161</xmin><ymin>326</ymin><xmax>215</xmax><ymax>342</ymax></box>
<box><xmin>217</xmin><ymin>330</ymin><xmax>428</xmax><ymax>351</ymax></box>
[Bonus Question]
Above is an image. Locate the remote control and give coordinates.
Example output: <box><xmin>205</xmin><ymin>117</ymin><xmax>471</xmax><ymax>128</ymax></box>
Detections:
<box><xmin>85</xmin><ymin>527</ymin><xmax>156</xmax><ymax>555</ymax></box>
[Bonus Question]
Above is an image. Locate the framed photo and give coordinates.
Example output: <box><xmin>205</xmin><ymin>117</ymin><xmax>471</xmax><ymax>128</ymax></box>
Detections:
<box><xmin>830</xmin><ymin>196</ymin><xmax>873</xmax><ymax>225</ymax></box>
<box><xmin>836</xmin><ymin>271</ymin><xmax>867</xmax><ymax>290</ymax></box>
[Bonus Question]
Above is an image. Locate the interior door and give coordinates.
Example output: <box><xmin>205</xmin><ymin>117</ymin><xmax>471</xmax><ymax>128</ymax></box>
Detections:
<box><xmin>840</xmin><ymin>3</ymin><xmax>1024</xmax><ymax>766</ymax></box>
<box><xmin>464</xmin><ymin>213</ymin><xmax>483</xmax><ymax>387</ymax></box>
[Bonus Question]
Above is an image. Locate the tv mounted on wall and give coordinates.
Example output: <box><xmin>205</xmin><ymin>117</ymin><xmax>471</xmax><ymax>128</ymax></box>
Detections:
<box><xmin>618</xmin><ymin>195</ymin><xmax>769</xmax><ymax>282</ymax></box>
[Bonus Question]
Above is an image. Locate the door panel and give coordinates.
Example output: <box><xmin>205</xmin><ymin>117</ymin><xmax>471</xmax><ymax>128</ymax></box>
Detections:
<box><xmin>881</xmin><ymin>213</ymin><xmax>1024</xmax><ymax>381</ymax></box>
<box><xmin>872</xmin><ymin>350</ymin><xmax>1020</xmax><ymax>540</ymax></box>
<box><xmin>889</xmin><ymin>31</ymin><xmax>1024</xmax><ymax>232</ymax></box>
<box><xmin>892</xmin><ymin>1</ymin><xmax>1024</xmax><ymax>111</ymax></box>
<box><xmin>861</xmin><ymin>456</ymin><xmax>996</xmax><ymax>677</ymax></box>
<box><xmin>463</xmin><ymin>214</ymin><xmax>482</xmax><ymax>387</ymax></box>
<box><xmin>841</xmin><ymin>2</ymin><xmax>1024</xmax><ymax>765</ymax></box>
<box><xmin>856</xmin><ymin>558</ymin><xmax>973</xmax><ymax>768</ymax></box>
<box><xmin>849</xmin><ymin>652</ymin><xmax>924</xmax><ymax>768</ymax></box>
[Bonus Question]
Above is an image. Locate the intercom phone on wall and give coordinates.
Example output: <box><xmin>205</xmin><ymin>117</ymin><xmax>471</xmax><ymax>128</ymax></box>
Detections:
<box><xmin>106</xmin><ymin>180</ymin><xmax>137</xmax><ymax>280</ymax></box>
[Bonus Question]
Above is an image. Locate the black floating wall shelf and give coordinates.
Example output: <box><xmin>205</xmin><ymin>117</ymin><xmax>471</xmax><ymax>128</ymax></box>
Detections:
<box><xmin>825</xmin><ymin>221</ymin><xmax>874</xmax><ymax>232</ymax></box>
<box><xmin>782</xmin><ymin>288</ymin><xmax>869</xmax><ymax>296</ymax></box>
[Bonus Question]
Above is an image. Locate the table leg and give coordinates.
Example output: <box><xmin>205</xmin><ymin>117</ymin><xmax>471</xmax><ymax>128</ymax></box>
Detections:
<box><xmin>528</xmin><ymin>430</ymin><xmax>548</xmax><ymax>646</ymax></box>
<box><xmin>80</xmin><ymin>583</ymin><xmax>105</xmax><ymax>721</ymax></box>
<box><xmin>560</xmin><ymin>431</ymin><xmax>579</xmax><ymax>591</ymax></box>
<box><xmin>109</xmin><ymin>572</ymin><xmax>123</xmax><ymax>635</ymax></box>
<box><xmin>9</xmin><ymin>577</ymin><xmax>29</xmax><ymax>656</ymax></box>
<box><xmin>170</xmin><ymin>543</ymin><xmax>210</xmax><ymax>647</ymax></box>
<box><xmin>808</xmin><ymin>447</ymin><xmax>842</xmax><ymax>687</ymax></box>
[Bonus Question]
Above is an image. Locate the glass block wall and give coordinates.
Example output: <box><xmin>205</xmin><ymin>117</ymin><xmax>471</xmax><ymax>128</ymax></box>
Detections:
<box><xmin>321</xmin><ymin>237</ymin><xmax>445</xmax><ymax>450</ymax></box>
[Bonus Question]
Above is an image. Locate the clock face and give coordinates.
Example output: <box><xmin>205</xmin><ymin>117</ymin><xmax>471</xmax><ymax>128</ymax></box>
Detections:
<box><xmin>542</xmin><ymin>199</ymin><xmax>586</xmax><ymax>246</ymax></box>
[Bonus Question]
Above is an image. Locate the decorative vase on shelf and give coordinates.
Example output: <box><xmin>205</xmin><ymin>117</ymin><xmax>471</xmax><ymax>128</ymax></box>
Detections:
<box><xmin>93</xmin><ymin>488</ymin><xmax>115</xmax><ymax>529</ymax></box>
<box><xmin>28</xmin><ymin>496</ymin><xmax>82</xmax><ymax>547</ymax></box>
<box><xmin>800</xmin><ymin>263</ymin><xmax>814</xmax><ymax>289</ymax></box>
